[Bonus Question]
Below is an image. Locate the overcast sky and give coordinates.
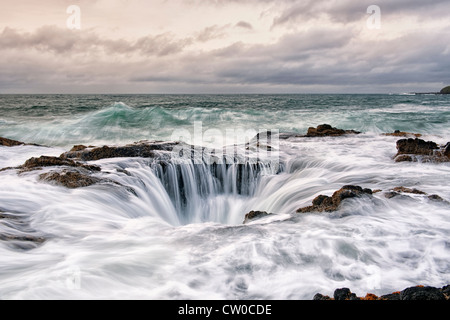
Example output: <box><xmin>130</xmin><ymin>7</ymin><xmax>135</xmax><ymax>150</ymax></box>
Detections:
<box><xmin>0</xmin><ymin>0</ymin><xmax>449</xmax><ymax>93</ymax></box>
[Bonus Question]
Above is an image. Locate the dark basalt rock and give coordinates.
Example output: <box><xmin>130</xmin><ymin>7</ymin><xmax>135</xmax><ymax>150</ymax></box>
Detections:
<box><xmin>21</xmin><ymin>156</ymin><xmax>101</xmax><ymax>172</ymax></box>
<box><xmin>394</xmin><ymin>138</ymin><xmax>450</xmax><ymax>163</ymax></box>
<box><xmin>396</xmin><ymin>138</ymin><xmax>438</xmax><ymax>156</ymax></box>
<box><xmin>39</xmin><ymin>169</ymin><xmax>103</xmax><ymax>189</ymax></box>
<box><xmin>313</xmin><ymin>293</ymin><xmax>332</xmax><ymax>300</ymax></box>
<box><xmin>0</xmin><ymin>136</ymin><xmax>25</xmax><ymax>147</ymax></box>
<box><xmin>297</xmin><ymin>185</ymin><xmax>373</xmax><ymax>213</ymax></box>
<box><xmin>382</xmin><ymin>130</ymin><xmax>422</xmax><ymax>138</ymax></box>
<box><xmin>400</xmin><ymin>286</ymin><xmax>446</xmax><ymax>300</ymax></box>
<box><xmin>313</xmin><ymin>285</ymin><xmax>450</xmax><ymax>300</ymax></box>
<box><xmin>243</xmin><ymin>211</ymin><xmax>272</xmax><ymax>224</ymax></box>
<box><xmin>334</xmin><ymin>288</ymin><xmax>358</xmax><ymax>301</ymax></box>
<box><xmin>384</xmin><ymin>186</ymin><xmax>449</xmax><ymax>203</ymax></box>
<box><xmin>305</xmin><ymin>124</ymin><xmax>361</xmax><ymax>137</ymax></box>
<box><xmin>62</xmin><ymin>141</ymin><xmax>180</xmax><ymax>161</ymax></box>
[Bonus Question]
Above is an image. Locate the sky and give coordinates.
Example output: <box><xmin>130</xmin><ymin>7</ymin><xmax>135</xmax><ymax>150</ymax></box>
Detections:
<box><xmin>0</xmin><ymin>0</ymin><xmax>449</xmax><ymax>94</ymax></box>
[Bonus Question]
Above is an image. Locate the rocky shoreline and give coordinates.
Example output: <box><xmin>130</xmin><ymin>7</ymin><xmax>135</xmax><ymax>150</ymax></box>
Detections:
<box><xmin>314</xmin><ymin>285</ymin><xmax>450</xmax><ymax>300</ymax></box>
<box><xmin>1</xmin><ymin>125</ymin><xmax>449</xmax><ymax>296</ymax></box>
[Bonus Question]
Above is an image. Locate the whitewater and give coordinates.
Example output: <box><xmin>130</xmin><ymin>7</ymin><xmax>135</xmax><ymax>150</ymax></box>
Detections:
<box><xmin>0</xmin><ymin>94</ymin><xmax>449</xmax><ymax>300</ymax></box>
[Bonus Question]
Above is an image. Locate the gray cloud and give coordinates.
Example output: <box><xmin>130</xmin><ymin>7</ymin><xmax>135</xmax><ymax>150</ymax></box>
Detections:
<box><xmin>1</xmin><ymin>1</ymin><xmax>449</xmax><ymax>93</ymax></box>
<box><xmin>0</xmin><ymin>26</ymin><xmax>193</xmax><ymax>57</ymax></box>
<box><xmin>235</xmin><ymin>21</ymin><xmax>253</xmax><ymax>30</ymax></box>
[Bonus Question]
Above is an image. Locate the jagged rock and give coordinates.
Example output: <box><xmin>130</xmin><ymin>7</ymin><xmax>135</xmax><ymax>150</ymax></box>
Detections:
<box><xmin>39</xmin><ymin>169</ymin><xmax>102</xmax><ymax>189</ymax></box>
<box><xmin>0</xmin><ymin>136</ymin><xmax>25</xmax><ymax>147</ymax></box>
<box><xmin>297</xmin><ymin>185</ymin><xmax>372</xmax><ymax>213</ymax></box>
<box><xmin>392</xmin><ymin>187</ymin><xmax>427</xmax><ymax>195</ymax></box>
<box><xmin>243</xmin><ymin>211</ymin><xmax>272</xmax><ymax>224</ymax></box>
<box><xmin>69</xmin><ymin>145</ymin><xmax>89</xmax><ymax>152</ymax></box>
<box><xmin>445</xmin><ymin>143</ymin><xmax>450</xmax><ymax>157</ymax></box>
<box><xmin>383</xmin><ymin>130</ymin><xmax>422</xmax><ymax>138</ymax></box>
<box><xmin>384</xmin><ymin>187</ymin><xmax>448</xmax><ymax>203</ymax></box>
<box><xmin>20</xmin><ymin>156</ymin><xmax>101</xmax><ymax>172</ymax></box>
<box><xmin>400</xmin><ymin>286</ymin><xmax>446</xmax><ymax>300</ymax></box>
<box><xmin>380</xmin><ymin>292</ymin><xmax>401</xmax><ymax>300</ymax></box>
<box><xmin>394</xmin><ymin>138</ymin><xmax>450</xmax><ymax>163</ymax></box>
<box><xmin>305</xmin><ymin>124</ymin><xmax>361</xmax><ymax>137</ymax></box>
<box><xmin>394</xmin><ymin>155</ymin><xmax>415</xmax><ymax>162</ymax></box>
<box><xmin>396</xmin><ymin>138</ymin><xmax>438</xmax><ymax>156</ymax></box>
<box><xmin>334</xmin><ymin>288</ymin><xmax>359</xmax><ymax>300</ymax></box>
<box><xmin>61</xmin><ymin>141</ymin><xmax>180</xmax><ymax>161</ymax></box>
<box><xmin>313</xmin><ymin>293</ymin><xmax>332</xmax><ymax>300</ymax></box>
<box><xmin>313</xmin><ymin>285</ymin><xmax>450</xmax><ymax>300</ymax></box>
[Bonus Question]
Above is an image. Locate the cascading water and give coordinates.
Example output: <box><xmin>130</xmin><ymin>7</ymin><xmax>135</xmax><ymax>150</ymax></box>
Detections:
<box><xmin>150</xmin><ymin>158</ymin><xmax>282</xmax><ymax>225</ymax></box>
<box><xmin>1</xmin><ymin>94</ymin><xmax>449</xmax><ymax>300</ymax></box>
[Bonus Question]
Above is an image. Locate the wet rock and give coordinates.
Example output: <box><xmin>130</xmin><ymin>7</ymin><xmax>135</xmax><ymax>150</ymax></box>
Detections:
<box><xmin>396</xmin><ymin>138</ymin><xmax>438</xmax><ymax>156</ymax></box>
<box><xmin>69</xmin><ymin>145</ymin><xmax>89</xmax><ymax>152</ymax></box>
<box><xmin>445</xmin><ymin>143</ymin><xmax>450</xmax><ymax>157</ymax></box>
<box><xmin>394</xmin><ymin>138</ymin><xmax>449</xmax><ymax>163</ymax></box>
<box><xmin>442</xmin><ymin>285</ymin><xmax>450</xmax><ymax>299</ymax></box>
<box><xmin>334</xmin><ymin>288</ymin><xmax>358</xmax><ymax>300</ymax></box>
<box><xmin>39</xmin><ymin>169</ymin><xmax>102</xmax><ymax>189</ymax></box>
<box><xmin>392</xmin><ymin>187</ymin><xmax>427</xmax><ymax>195</ymax></box>
<box><xmin>394</xmin><ymin>155</ymin><xmax>415</xmax><ymax>163</ymax></box>
<box><xmin>243</xmin><ymin>211</ymin><xmax>272</xmax><ymax>224</ymax></box>
<box><xmin>383</xmin><ymin>130</ymin><xmax>422</xmax><ymax>138</ymax></box>
<box><xmin>384</xmin><ymin>187</ymin><xmax>448</xmax><ymax>203</ymax></box>
<box><xmin>314</xmin><ymin>285</ymin><xmax>450</xmax><ymax>300</ymax></box>
<box><xmin>21</xmin><ymin>156</ymin><xmax>101</xmax><ymax>172</ymax></box>
<box><xmin>313</xmin><ymin>293</ymin><xmax>332</xmax><ymax>300</ymax></box>
<box><xmin>380</xmin><ymin>292</ymin><xmax>401</xmax><ymax>300</ymax></box>
<box><xmin>0</xmin><ymin>233</ymin><xmax>46</xmax><ymax>244</ymax></box>
<box><xmin>62</xmin><ymin>141</ymin><xmax>180</xmax><ymax>161</ymax></box>
<box><xmin>297</xmin><ymin>185</ymin><xmax>372</xmax><ymax>213</ymax></box>
<box><xmin>305</xmin><ymin>124</ymin><xmax>361</xmax><ymax>137</ymax></box>
<box><xmin>0</xmin><ymin>136</ymin><xmax>25</xmax><ymax>147</ymax></box>
<box><xmin>400</xmin><ymin>286</ymin><xmax>446</xmax><ymax>300</ymax></box>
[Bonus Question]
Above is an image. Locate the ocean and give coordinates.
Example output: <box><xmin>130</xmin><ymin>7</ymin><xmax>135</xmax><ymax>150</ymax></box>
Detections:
<box><xmin>0</xmin><ymin>94</ymin><xmax>449</xmax><ymax>299</ymax></box>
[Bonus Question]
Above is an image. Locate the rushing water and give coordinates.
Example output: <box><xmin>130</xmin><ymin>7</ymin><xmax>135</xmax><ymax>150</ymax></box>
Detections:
<box><xmin>0</xmin><ymin>94</ymin><xmax>449</xmax><ymax>299</ymax></box>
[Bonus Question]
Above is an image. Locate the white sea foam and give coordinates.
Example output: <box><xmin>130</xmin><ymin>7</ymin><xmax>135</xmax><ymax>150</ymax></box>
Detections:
<box><xmin>1</xmin><ymin>131</ymin><xmax>449</xmax><ymax>299</ymax></box>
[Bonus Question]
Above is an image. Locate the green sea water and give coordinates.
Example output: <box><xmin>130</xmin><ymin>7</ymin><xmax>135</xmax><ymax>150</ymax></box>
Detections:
<box><xmin>1</xmin><ymin>94</ymin><xmax>449</xmax><ymax>147</ymax></box>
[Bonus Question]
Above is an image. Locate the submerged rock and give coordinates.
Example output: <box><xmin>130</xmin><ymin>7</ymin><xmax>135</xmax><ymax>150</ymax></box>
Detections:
<box><xmin>382</xmin><ymin>130</ymin><xmax>422</xmax><ymax>138</ymax></box>
<box><xmin>297</xmin><ymin>185</ymin><xmax>372</xmax><ymax>213</ymax></box>
<box><xmin>305</xmin><ymin>124</ymin><xmax>361</xmax><ymax>137</ymax></box>
<box><xmin>384</xmin><ymin>186</ymin><xmax>449</xmax><ymax>203</ymax></box>
<box><xmin>39</xmin><ymin>169</ymin><xmax>103</xmax><ymax>189</ymax></box>
<box><xmin>0</xmin><ymin>233</ymin><xmax>46</xmax><ymax>244</ymax></box>
<box><xmin>313</xmin><ymin>285</ymin><xmax>450</xmax><ymax>300</ymax></box>
<box><xmin>394</xmin><ymin>138</ymin><xmax>450</xmax><ymax>163</ymax></box>
<box><xmin>243</xmin><ymin>211</ymin><xmax>272</xmax><ymax>224</ymax></box>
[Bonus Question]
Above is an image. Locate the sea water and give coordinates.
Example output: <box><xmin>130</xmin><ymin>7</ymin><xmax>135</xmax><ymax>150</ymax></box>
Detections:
<box><xmin>0</xmin><ymin>94</ymin><xmax>449</xmax><ymax>299</ymax></box>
